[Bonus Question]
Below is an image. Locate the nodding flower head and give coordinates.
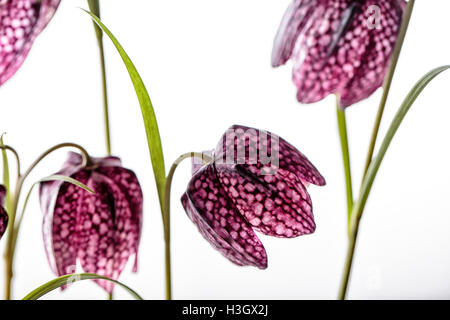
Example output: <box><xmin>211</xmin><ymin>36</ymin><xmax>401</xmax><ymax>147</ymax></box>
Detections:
<box><xmin>39</xmin><ymin>152</ymin><xmax>142</xmax><ymax>293</ymax></box>
<box><xmin>272</xmin><ymin>0</ymin><xmax>406</xmax><ymax>108</ymax></box>
<box><xmin>0</xmin><ymin>185</ymin><xmax>8</xmax><ymax>240</ymax></box>
<box><xmin>0</xmin><ymin>0</ymin><xmax>61</xmax><ymax>86</ymax></box>
<box><xmin>181</xmin><ymin>125</ymin><xmax>325</xmax><ymax>269</ymax></box>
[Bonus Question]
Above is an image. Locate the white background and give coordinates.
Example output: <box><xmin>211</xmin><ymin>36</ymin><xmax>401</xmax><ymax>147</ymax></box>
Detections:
<box><xmin>0</xmin><ymin>0</ymin><xmax>449</xmax><ymax>300</ymax></box>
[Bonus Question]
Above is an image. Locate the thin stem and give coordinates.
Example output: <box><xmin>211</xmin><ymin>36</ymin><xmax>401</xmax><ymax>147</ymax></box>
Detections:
<box><xmin>3</xmin><ymin>143</ymin><xmax>90</xmax><ymax>300</ymax></box>
<box><xmin>336</xmin><ymin>101</ymin><xmax>353</xmax><ymax>229</ymax></box>
<box><xmin>0</xmin><ymin>145</ymin><xmax>21</xmax><ymax>180</ymax></box>
<box><xmin>163</xmin><ymin>152</ymin><xmax>212</xmax><ymax>300</ymax></box>
<box><xmin>361</xmin><ymin>0</ymin><xmax>415</xmax><ymax>182</ymax></box>
<box><xmin>338</xmin><ymin>216</ymin><xmax>361</xmax><ymax>300</ymax></box>
<box><xmin>339</xmin><ymin>2</ymin><xmax>416</xmax><ymax>299</ymax></box>
<box><xmin>100</xmin><ymin>43</ymin><xmax>111</xmax><ymax>156</ymax></box>
<box><xmin>87</xmin><ymin>0</ymin><xmax>112</xmax><ymax>155</ymax></box>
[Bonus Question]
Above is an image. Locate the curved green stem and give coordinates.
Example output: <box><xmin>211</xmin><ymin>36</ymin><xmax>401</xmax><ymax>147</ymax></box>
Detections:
<box><xmin>361</xmin><ymin>0</ymin><xmax>415</xmax><ymax>183</ymax></box>
<box><xmin>338</xmin><ymin>65</ymin><xmax>450</xmax><ymax>300</ymax></box>
<box><xmin>336</xmin><ymin>101</ymin><xmax>353</xmax><ymax>230</ymax></box>
<box><xmin>87</xmin><ymin>0</ymin><xmax>111</xmax><ymax>156</ymax></box>
<box><xmin>0</xmin><ymin>145</ymin><xmax>21</xmax><ymax>181</ymax></box>
<box><xmin>163</xmin><ymin>152</ymin><xmax>213</xmax><ymax>300</ymax></box>
<box><xmin>23</xmin><ymin>273</ymin><xmax>143</xmax><ymax>300</ymax></box>
<box><xmin>3</xmin><ymin>143</ymin><xmax>90</xmax><ymax>300</ymax></box>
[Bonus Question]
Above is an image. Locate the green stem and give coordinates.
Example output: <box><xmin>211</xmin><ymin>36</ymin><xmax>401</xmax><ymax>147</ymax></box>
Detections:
<box><xmin>337</xmin><ymin>64</ymin><xmax>450</xmax><ymax>300</ymax></box>
<box><xmin>338</xmin><ymin>0</ymin><xmax>416</xmax><ymax>300</ymax></box>
<box><xmin>361</xmin><ymin>0</ymin><xmax>415</xmax><ymax>182</ymax></box>
<box><xmin>3</xmin><ymin>143</ymin><xmax>90</xmax><ymax>300</ymax></box>
<box><xmin>336</xmin><ymin>101</ymin><xmax>353</xmax><ymax>230</ymax></box>
<box><xmin>0</xmin><ymin>145</ymin><xmax>20</xmax><ymax>183</ymax></box>
<box><xmin>23</xmin><ymin>273</ymin><xmax>143</xmax><ymax>300</ymax></box>
<box><xmin>164</xmin><ymin>152</ymin><xmax>213</xmax><ymax>300</ymax></box>
<box><xmin>1</xmin><ymin>136</ymin><xmax>11</xmax><ymax>213</ymax></box>
<box><xmin>87</xmin><ymin>0</ymin><xmax>111</xmax><ymax>156</ymax></box>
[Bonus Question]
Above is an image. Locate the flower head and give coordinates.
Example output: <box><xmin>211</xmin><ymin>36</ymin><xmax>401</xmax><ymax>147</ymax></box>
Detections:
<box><xmin>0</xmin><ymin>185</ymin><xmax>8</xmax><ymax>239</ymax></box>
<box><xmin>39</xmin><ymin>152</ymin><xmax>142</xmax><ymax>293</ymax></box>
<box><xmin>181</xmin><ymin>125</ymin><xmax>325</xmax><ymax>269</ymax></box>
<box><xmin>272</xmin><ymin>0</ymin><xmax>406</xmax><ymax>108</ymax></box>
<box><xmin>0</xmin><ymin>0</ymin><xmax>61</xmax><ymax>86</ymax></box>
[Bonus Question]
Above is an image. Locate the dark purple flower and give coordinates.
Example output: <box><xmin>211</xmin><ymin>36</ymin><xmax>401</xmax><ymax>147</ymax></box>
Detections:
<box><xmin>272</xmin><ymin>0</ymin><xmax>406</xmax><ymax>108</ymax></box>
<box><xmin>0</xmin><ymin>185</ymin><xmax>8</xmax><ymax>240</ymax></box>
<box><xmin>0</xmin><ymin>0</ymin><xmax>61</xmax><ymax>86</ymax></box>
<box><xmin>181</xmin><ymin>125</ymin><xmax>325</xmax><ymax>269</ymax></box>
<box><xmin>39</xmin><ymin>152</ymin><xmax>142</xmax><ymax>293</ymax></box>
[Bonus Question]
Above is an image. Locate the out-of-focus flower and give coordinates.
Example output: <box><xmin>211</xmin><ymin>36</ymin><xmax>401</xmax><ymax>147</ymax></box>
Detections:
<box><xmin>0</xmin><ymin>185</ymin><xmax>8</xmax><ymax>239</ymax></box>
<box><xmin>272</xmin><ymin>0</ymin><xmax>406</xmax><ymax>108</ymax></box>
<box><xmin>39</xmin><ymin>152</ymin><xmax>142</xmax><ymax>293</ymax></box>
<box><xmin>181</xmin><ymin>125</ymin><xmax>325</xmax><ymax>268</ymax></box>
<box><xmin>0</xmin><ymin>0</ymin><xmax>61</xmax><ymax>86</ymax></box>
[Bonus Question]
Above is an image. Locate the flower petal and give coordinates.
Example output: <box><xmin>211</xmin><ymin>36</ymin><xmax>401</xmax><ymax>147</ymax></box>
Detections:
<box><xmin>0</xmin><ymin>0</ymin><xmax>61</xmax><ymax>85</ymax></box>
<box><xmin>338</xmin><ymin>0</ymin><xmax>406</xmax><ymax>107</ymax></box>
<box><xmin>39</xmin><ymin>153</ymin><xmax>83</xmax><ymax>276</ymax></box>
<box><xmin>45</xmin><ymin>171</ymin><xmax>85</xmax><ymax>279</ymax></box>
<box><xmin>74</xmin><ymin>170</ymin><xmax>139</xmax><ymax>293</ymax></box>
<box><xmin>272</xmin><ymin>0</ymin><xmax>315</xmax><ymax>67</ymax></box>
<box><xmin>182</xmin><ymin>164</ymin><xmax>267</xmax><ymax>269</ymax></box>
<box><xmin>282</xmin><ymin>0</ymin><xmax>406</xmax><ymax>107</ymax></box>
<box><xmin>0</xmin><ymin>185</ymin><xmax>8</xmax><ymax>239</ymax></box>
<box><xmin>215</xmin><ymin>164</ymin><xmax>315</xmax><ymax>238</ymax></box>
<box><xmin>96</xmin><ymin>166</ymin><xmax>143</xmax><ymax>272</ymax></box>
<box><xmin>215</xmin><ymin>125</ymin><xmax>325</xmax><ymax>186</ymax></box>
<box><xmin>0</xmin><ymin>206</ymin><xmax>7</xmax><ymax>239</ymax></box>
<box><xmin>291</xmin><ymin>1</ymin><xmax>369</xmax><ymax>104</ymax></box>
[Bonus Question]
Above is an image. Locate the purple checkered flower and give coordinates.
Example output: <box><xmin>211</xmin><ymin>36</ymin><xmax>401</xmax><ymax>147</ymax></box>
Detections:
<box><xmin>0</xmin><ymin>185</ymin><xmax>8</xmax><ymax>240</ymax></box>
<box><xmin>39</xmin><ymin>152</ymin><xmax>142</xmax><ymax>293</ymax></box>
<box><xmin>181</xmin><ymin>125</ymin><xmax>325</xmax><ymax>269</ymax></box>
<box><xmin>272</xmin><ymin>0</ymin><xmax>406</xmax><ymax>108</ymax></box>
<box><xmin>0</xmin><ymin>0</ymin><xmax>61</xmax><ymax>86</ymax></box>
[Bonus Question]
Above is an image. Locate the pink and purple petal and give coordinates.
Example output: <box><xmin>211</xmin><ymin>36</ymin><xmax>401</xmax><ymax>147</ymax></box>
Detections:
<box><xmin>215</xmin><ymin>165</ymin><xmax>315</xmax><ymax>238</ymax></box>
<box><xmin>338</xmin><ymin>0</ymin><xmax>406</xmax><ymax>107</ymax></box>
<box><xmin>75</xmin><ymin>173</ymin><xmax>129</xmax><ymax>293</ymax></box>
<box><xmin>215</xmin><ymin>125</ymin><xmax>325</xmax><ymax>186</ymax></box>
<box><xmin>0</xmin><ymin>185</ymin><xmax>8</xmax><ymax>239</ymax></box>
<box><xmin>46</xmin><ymin>171</ymin><xmax>86</xmax><ymax>278</ymax></box>
<box><xmin>96</xmin><ymin>166</ymin><xmax>143</xmax><ymax>272</ymax></box>
<box><xmin>272</xmin><ymin>0</ymin><xmax>315</xmax><ymax>67</ymax></box>
<box><xmin>0</xmin><ymin>0</ymin><xmax>61</xmax><ymax>85</ymax></box>
<box><xmin>40</xmin><ymin>152</ymin><xmax>143</xmax><ymax>293</ymax></box>
<box><xmin>273</xmin><ymin>0</ymin><xmax>406</xmax><ymax>107</ymax></box>
<box><xmin>182</xmin><ymin>164</ymin><xmax>267</xmax><ymax>269</ymax></box>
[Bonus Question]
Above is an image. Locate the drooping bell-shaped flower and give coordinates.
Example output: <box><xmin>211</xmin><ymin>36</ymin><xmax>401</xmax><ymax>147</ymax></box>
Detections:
<box><xmin>181</xmin><ymin>125</ymin><xmax>325</xmax><ymax>268</ymax></box>
<box><xmin>0</xmin><ymin>185</ymin><xmax>9</xmax><ymax>240</ymax></box>
<box><xmin>272</xmin><ymin>0</ymin><xmax>406</xmax><ymax>108</ymax></box>
<box><xmin>39</xmin><ymin>152</ymin><xmax>142</xmax><ymax>293</ymax></box>
<box><xmin>0</xmin><ymin>0</ymin><xmax>61</xmax><ymax>86</ymax></box>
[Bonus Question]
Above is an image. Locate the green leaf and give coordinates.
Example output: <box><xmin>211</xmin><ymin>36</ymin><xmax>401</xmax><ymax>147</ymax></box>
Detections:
<box><xmin>22</xmin><ymin>273</ymin><xmax>143</xmax><ymax>300</ymax></box>
<box><xmin>83</xmin><ymin>10</ymin><xmax>166</xmax><ymax>214</ymax></box>
<box><xmin>351</xmin><ymin>65</ymin><xmax>450</xmax><ymax>226</ymax></box>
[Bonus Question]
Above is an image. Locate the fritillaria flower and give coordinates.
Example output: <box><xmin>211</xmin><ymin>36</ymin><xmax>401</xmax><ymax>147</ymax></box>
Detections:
<box><xmin>0</xmin><ymin>0</ymin><xmax>61</xmax><ymax>85</ymax></box>
<box><xmin>272</xmin><ymin>0</ymin><xmax>406</xmax><ymax>108</ymax></box>
<box><xmin>181</xmin><ymin>125</ymin><xmax>325</xmax><ymax>268</ymax></box>
<box><xmin>0</xmin><ymin>185</ymin><xmax>8</xmax><ymax>240</ymax></box>
<box><xmin>39</xmin><ymin>152</ymin><xmax>142</xmax><ymax>292</ymax></box>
